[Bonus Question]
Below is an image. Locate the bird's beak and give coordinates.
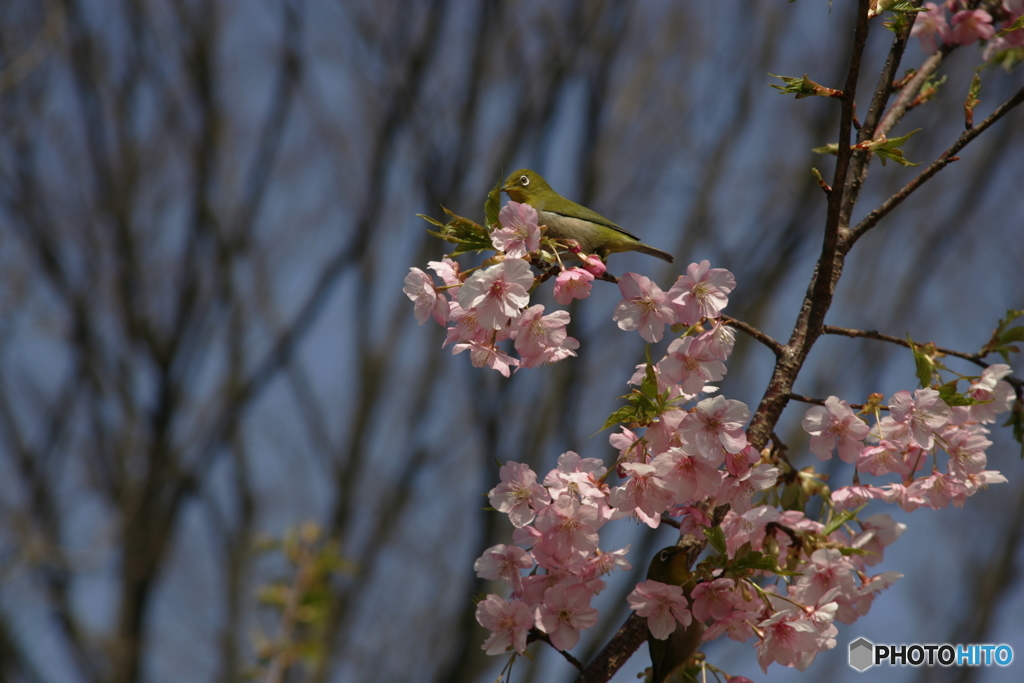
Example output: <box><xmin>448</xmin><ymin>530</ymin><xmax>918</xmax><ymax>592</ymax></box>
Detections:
<box><xmin>500</xmin><ymin>182</ymin><xmax>513</xmax><ymax>193</ymax></box>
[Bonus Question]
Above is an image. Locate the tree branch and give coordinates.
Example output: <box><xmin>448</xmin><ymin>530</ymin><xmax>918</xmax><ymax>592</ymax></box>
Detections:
<box><xmin>847</xmin><ymin>84</ymin><xmax>1024</xmax><ymax>246</ymax></box>
<box><xmin>720</xmin><ymin>315</ymin><xmax>784</xmax><ymax>357</ymax></box>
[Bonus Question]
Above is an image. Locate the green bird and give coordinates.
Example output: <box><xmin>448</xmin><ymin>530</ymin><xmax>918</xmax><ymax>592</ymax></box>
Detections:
<box><xmin>646</xmin><ymin>546</ymin><xmax>705</xmax><ymax>683</ymax></box>
<box><xmin>501</xmin><ymin>169</ymin><xmax>674</xmax><ymax>263</ymax></box>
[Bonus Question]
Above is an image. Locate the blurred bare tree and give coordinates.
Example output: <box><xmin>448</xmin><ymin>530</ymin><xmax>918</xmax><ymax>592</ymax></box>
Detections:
<box><xmin>0</xmin><ymin>1</ymin><xmax>1021</xmax><ymax>683</ymax></box>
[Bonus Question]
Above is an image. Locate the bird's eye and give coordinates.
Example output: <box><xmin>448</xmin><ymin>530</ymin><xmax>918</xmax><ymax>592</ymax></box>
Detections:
<box><xmin>519</xmin><ymin>175</ymin><xmax>529</xmax><ymax>186</ymax></box>
<box><xmin>659</xmin><ymin>549</ymin><xmax>671</xmax><ymax>562</ymax></box>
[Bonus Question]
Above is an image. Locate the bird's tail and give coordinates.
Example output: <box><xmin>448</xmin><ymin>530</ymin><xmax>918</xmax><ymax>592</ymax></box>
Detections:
<box><xmin>635</xmin><ymin>243</ymin><xmax>674</xmax><ymax>263</ymax></box>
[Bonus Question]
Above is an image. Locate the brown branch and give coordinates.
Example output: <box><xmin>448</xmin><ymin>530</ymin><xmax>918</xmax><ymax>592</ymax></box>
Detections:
<box><xmin>575</xmin><ymin>614</ymin><xmax>648</xmax><ymax>683</ymax></box>
<box><xmin>840</xmin><ymin>1</ymin><xmax>918</xmax><ymax>224</ymax></box>
<box><xmin>822</xmin><ymin>325</ymin><xmax>984</xmax><ymax>362</ymax></box>
<box><xmin>785</xmin><ymin>392</ymin><xmax>880</xmax><ymax>411</ymax></box>
<box><xmin>847</xmin><ymin>84</ymin><xmax>1024</xmax><ymax>246</ymax></box>
<box><xmin>822</xmin><ymin>325</ymin><xmax>1024</xmax><ymax>392</ymax></box>
<box><xmin>746</xmin><ymin>0</ymin><xmax>872</xmax><ymax>451</ymax></box>
<box><xmin>875</xmin><ymin>45</ymin><xmax>952</xmax><ymax>139</ymax></box>
<box><xmin>720</xmin><ymin>315</ymin><xmax>784</xmax><ymax>357</ymax></box>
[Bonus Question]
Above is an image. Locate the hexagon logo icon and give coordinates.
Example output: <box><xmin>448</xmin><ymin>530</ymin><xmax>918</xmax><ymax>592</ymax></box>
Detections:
<box><xmin>849</xmin><ymin>637</ymin><xmax>874</xmax><ymax>672</ymax></box>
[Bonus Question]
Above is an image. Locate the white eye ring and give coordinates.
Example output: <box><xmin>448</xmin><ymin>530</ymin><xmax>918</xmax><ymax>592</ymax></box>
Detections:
<box><xmin>520</xmin><ymin>175</ymin><xmax>529</xmax><ymax>186</ymax></box>
<box><xmin>659</xmin><ymin>549</ymin><xmax>671</xmax><ymax>562</ymax></box>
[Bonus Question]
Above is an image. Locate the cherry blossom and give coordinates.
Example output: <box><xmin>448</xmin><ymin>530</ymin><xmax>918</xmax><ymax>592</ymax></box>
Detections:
<box><xmin>580</xmin><ymin>253</ymin><xmax>607</xmax><ymax>276</ymax></box>
<box><xmin>451</xmin><ymin>340</ymin><xmax>518</xmax><ymax>377</ymax></box>
<box><xmin>703</xmin><ymin>319</ymin><xmax>736</xmax><ymax>361</ymax></box>
<box><xmin>659</xmin><ymin>334</ymin><xmax>727</xmax><ymax>394</ymax></box>
<box><xmin>801</xmin><ymin>396</ymin><xmax>870</xmax><ymax>463</ymax></box>
<box><xmin>965</xmin><ymin>364</ymin><xmax>1016</xmax><ymax>423</ymax></box>
<box><xmin>543</xmin><ymin>451</ymin><xmax>608</xmax><ymax>504</ymax></box>
<box><xmin>534</xmin><ymin>582</ymin><xmax>600</xmax><ymax>650</ymax></box>
<box><xmin>403</xmin><ymin>267</ymin><xmax>449</xmax><ymax>325</ymax></box>
<box><xmin>492</xmin><ymin>201</ymin><xmax>541</xmax><ymax>257</ymax></box>
<box><xmin>457</xmin><ymin>258</ymin><xmax>534</xmax><ymax>329</ymax></box>
<box><xmin>856</xmin><ymin>439</ymin><xmax>907</xmax><ymax>477</ymax></box>
<box><xmin>651</xmin><ymin>445</ymin><xmax>723</xmax><ymax>506</ymax></box>
<box><xmin>488</xmin><ymin>461</ymin><xmax>551</xmax><ymax>528</ymax></box>
<box><xmin>756</xmin><ymin>608</ymin><xmax>827</xmax><ymax>673</ymax></box>
<box><xmin>476</xmin><ymin>594</ymin><xmax>534</xmax><ymax>655</ymax></box>
<box><xmin>717</xmin><ymin>463</ymin><xmax>779</xmax><ymax>514</ymax></box>
<box><xmin>474</xmin><ymin>544</ymin><xmax>534</xmax><ymax>596</ymax></box>
<box><xmin>667</xmin><ymin>260</ymin><xmax>736</xmax><ymax>325</ymax></box>
<box><xmin>612</xmin><ymin>272</ymin><xmax>676</xmax><ymax>343</ymax></box>
<box><xmin>406</xmin><ymin>218</ymin><xmax>1017</xmax><ymax>672</ymax></box>
<box><xmin>945</xmin><ymin>428</ymin><xmax>991</xmax><ymax>477</ymax></box>
<box><xmin>791</xmin><ymin>549</ymin><xmax>858</xmax><ymax>606</ymax></box>
<box><xmin>627</xmin><ymin>580</ymin><xmax>692</xmax><ymax>640</ymax></box>
<box><xmin>830</xmin><ymin>484</ymin><xmax>884</xmax><ymax>512</ymax></box>
<box><xmin>513</xmin><ymin>305</ymin><xmax>579</xmax><ymax>368</ymax></box>
<box><xmin>608</xmin><ymin>463</ymin><xmax>674</xmax><ymax>528</ymax></box>
<box><xmin>949</xmin><ymin>9</ymin><xmax>994</xmax><ymax>45</ymax></box>
<box><xmin>681</xmin><ymin>396</ymin><xmax>750</xmax><ymax>464</ymax></box>
<box><xmin>552</xmin><ymin>267</ymin><xmax>594</xmax><ymax>305</ymax></box>
<box><xmin>722</xmin><ymin>505</ymin><xmax>781</xmax><ymax>557</ymax></box>
<box><xmin>690</xmin><ymin>578</ymin><xmax>738</xmax><ymax>622</ymax></box>
<box><xmin>889</xmin><ymin>388</ymin><xmax>951</xmax><ymax>450</ymax></box>
<box><xmin>533</xmin><ymin>494</ymin><xmax>605</xmax><ymax>566</ymax></box>
<box><xmin>427</xmin><ymin>257</ymin><xmax>461</xmax><ymax>286</ymax></box>
<box><xmin>911</xmin><ymin>2</ymin><xmax>950</xmax><ymax>52</ymax></box>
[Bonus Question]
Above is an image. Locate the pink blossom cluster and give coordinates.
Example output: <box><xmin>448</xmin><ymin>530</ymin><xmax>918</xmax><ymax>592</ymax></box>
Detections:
<box><xmin>404</xmin><ymin>199</ymin><xmax>737</xmax><ymax>375</ymax></box>
<box><xmin>802</xmin><ymin>365</ymin><xmax>1014</xmax><ymax>513</ymax></box>
<box><xmin>412</xmin><ymin>206</ymin><xmax>1017</xmax><ymax>675</ymax></box>
<box><xmin>910</xmin><ymin>1</ymin><xmax>1024</xmax><ymax>58</ymax></box>
<box><xmin>470</xmin><ymin>278</ymin><xmax>934</xmax><ymax>673</ymax></box>
<box><xmin>472</xmin><ymin>442</ymin><xmax>914</xmax><ymax>673</ymax></box>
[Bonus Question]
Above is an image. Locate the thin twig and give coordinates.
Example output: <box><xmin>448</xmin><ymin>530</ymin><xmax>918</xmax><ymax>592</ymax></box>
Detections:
<box><xmin>785</xmin><ymin>392</ymin><xmax>877</xmax><ymax>411</ymax></box>
<box><xmin>823</xmin><ymin>325</ymin><xmax>983</xmax><ymax>362</ymax></box>
<box><xmin>847</xmin><ymin>85</ymin><xmax>1024</xmax><ymax>245</ymax></box>
<box><xmin>720</xmin><ymin>315</ymin><xmax>784</xmax><ymax>357</ymax></box>
<box><xmin>822</xmin><ymin>325</ymin><xmax>1024</xmax><ymax>391</ymax></box>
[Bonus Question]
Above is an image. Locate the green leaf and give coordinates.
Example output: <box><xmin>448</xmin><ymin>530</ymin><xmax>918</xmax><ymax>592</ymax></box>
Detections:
<box><xmin>425</xmin><ymin>207</ymin><xmax>495</xmax><ymax>255</ymax></box>
<box><xmin>484</xmin><ymin>174</ymin><xmax>502</xmax><ymax>229</ymax></box>
<box><xmin>730</xmin><ymin>551</ymin><xmax>778</xmax><ymax>572</ymax></box>
<box><xmin>867</xmin><ymin>128</ymin><xmax>922</xmax><ymax>167</ymax></box>
<box><xmin>781</xmin><ymin>480</ymin><xmax>808</xmax><ymax>511</ymax></box>
<box><xmin>908</xmin><ymin>335</ymin><xmax>934</xmax><ymax>388</ymax></box>
<box><xmin>640</xmin><ymin>351</ymin><xmax>660</xmax><ymax>401</ymax></box>
<box><xmin>417</xmin><ymin>213</ymin><xmax>445</xmax><ymax>228</ymax></box>
<box><xmin>964</xmin><ymin>72</ymin><xmax>981</xmax><ymax>128</ymax></box>
<box><xmin>824</xmin><ymin>505</ymin><xmax>865</xmax><ymax>536</ymax></box>
<box><xmin>999</xmin><ymin>326</ymin><xmax>1024</xmax><ymax>344</ymax></box>
<box><xmin>878</xmin><ymin>0</ymin><xmax>929</xmax><ymax>13</ymax></box>
<box><xmin>1003</xmin><ymin>398</ymin><xmax>1024</xmax><ymax>458</ymax></box>
<box><xmin>703</xmin><ymin>526</ymin><xmax>727</xmax><ymax>556</ymax></box>
<box><xmin>937</xmin><ymin>380</ymin><xmax>985</xmax><ymax>407</ymax></box>
<box><xmin>987</xmin><ymin>46</ymin><xmax>1024</xmax><ymax>72</ymax></box>
<box><xmin>986</xmin><ymin>310</ymin><xmax>1024</xmax><ymax>362</ymax></box>
<box><xmin>812</xmin><ymin>143</ymin><xmax>840</xmax><ymax>156</ymax></box>
<box><xmin>996</xmin><ymin>13</ymin><xmax>1024</xmax><ymax>39</ymax></box>
<box><xmin>600</xmin><ymin>405</ymin><xmax>641</xmax><ymax>432</ymax></box>
<box><xmin>727</xmin><ymin>548</ymin><xmax>803</xmax><ymax>576</ymax></box>
<box><xmin>768</xmin><ymin>73</ymin><xmax>841</xmax><ymax>99</ymax></box>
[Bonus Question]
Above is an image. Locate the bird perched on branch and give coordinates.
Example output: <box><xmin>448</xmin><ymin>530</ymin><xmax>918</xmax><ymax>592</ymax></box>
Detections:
<box><xmin>646</xmin><ymin>545</ymin><xmax>705</xmax><ymax>683</ymax></box>
<box><xmin>501</xmin><ymin>169</ymin><xmax>674</xmax><ymax>263</ymax></box>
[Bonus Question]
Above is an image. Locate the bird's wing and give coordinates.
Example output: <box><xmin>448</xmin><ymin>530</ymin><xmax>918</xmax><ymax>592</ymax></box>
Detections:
<box><xmin>546</xmin><ymin>199</ymin><xmax>641</xmax><ymax>241</ymax></box>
